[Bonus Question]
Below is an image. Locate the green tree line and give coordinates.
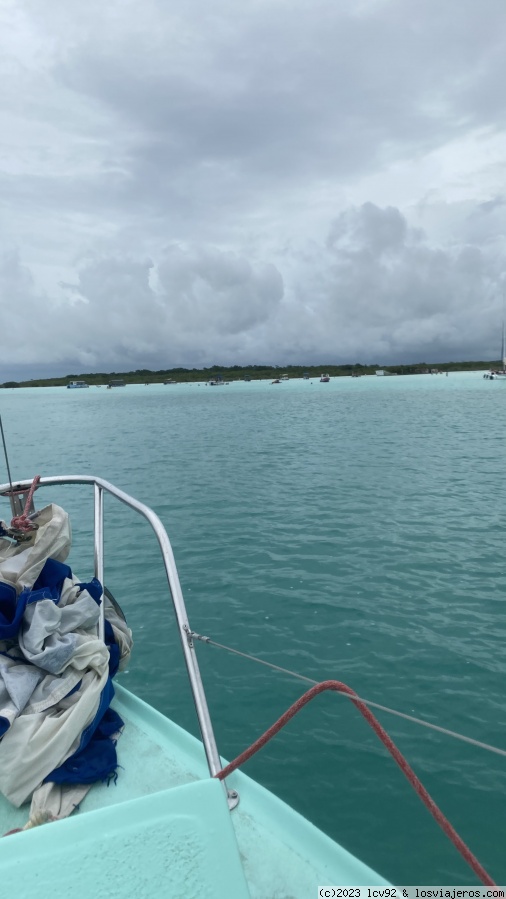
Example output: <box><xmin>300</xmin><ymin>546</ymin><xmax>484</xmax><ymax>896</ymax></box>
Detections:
<box><xmin>0</xmin><ymin>359</ymin><xmax>498</xmax><ymax>388</ymax></box>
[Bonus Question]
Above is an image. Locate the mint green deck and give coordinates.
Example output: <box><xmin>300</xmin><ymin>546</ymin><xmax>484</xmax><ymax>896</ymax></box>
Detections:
<box><xmin>1</xmin><ymin>780</ymin><xmax>249</xmax><ymax>899</ymax></box>
<box><xmin>0</xmin><ymin>685</ymin><xmax>388</xmax><ymax>897</ymax></box>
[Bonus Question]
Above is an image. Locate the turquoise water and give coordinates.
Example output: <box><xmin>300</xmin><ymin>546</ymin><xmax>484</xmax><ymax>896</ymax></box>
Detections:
<box><xmin>1</xmin><ymin>373</ymin><xmax>505</xmax><ymax>885</ymax></box>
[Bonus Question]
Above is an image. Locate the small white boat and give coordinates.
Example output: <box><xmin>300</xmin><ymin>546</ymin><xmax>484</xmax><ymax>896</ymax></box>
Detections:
<box><xmin>66</xmin><ymin>381</ymin><xmax>89</xmax><ymax>389</ymax></box>
<box><xmin>320</xmin><ymin>373</ymin><xmax>330</xmax><ymax>382</ymax></box>
<box><xmin>280</xmin><ymin>374</ymin><xmax>289</xmax><ymax>381</ymax></box>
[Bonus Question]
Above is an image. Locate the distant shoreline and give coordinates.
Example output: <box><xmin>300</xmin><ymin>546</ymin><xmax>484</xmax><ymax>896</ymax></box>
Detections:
<box><xmin>0</xmin><ymin>361</ymin><xmax>497</xmax><ymax>388</ymax></box>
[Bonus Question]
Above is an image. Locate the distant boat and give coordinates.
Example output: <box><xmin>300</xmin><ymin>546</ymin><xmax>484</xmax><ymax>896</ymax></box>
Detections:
<box><xmin>67</xmin><ymin>380</ymin><xmax>89</xmax><ymax>389</ymax></box>
<box><xmin>319</xmin><ymin>373</ymin><xmax>330</xmax><ymax>382</ymax></box>
<box><xmin>108</xmin><ymin>380</ymin><xmax>126</xmax><ymax>388</ymax></box>
<box><xmin>280</xmin><ymin>374</ymin><xmax>289</xmax><ymax>381</ymax></box>
<box><xmin>303</xmin><ymin>372</ymin><xmax>310</xmax><ymax>379</ymax></box>
<box><xmin>271</xmin><ymin>379</ymin><xmax>281</xmax><ymax>384</ymax></box>
<box><xmin>484</xmin><ymin>322</ymin><xmax>506</xmax><ymax>379</ymax></box>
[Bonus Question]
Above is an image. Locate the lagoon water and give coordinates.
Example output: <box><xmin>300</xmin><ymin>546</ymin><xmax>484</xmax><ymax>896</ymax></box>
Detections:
<box><xmin>1</xmin><ymin>372</ymin><xmax>505</xmax><ymax>885</ymax></box>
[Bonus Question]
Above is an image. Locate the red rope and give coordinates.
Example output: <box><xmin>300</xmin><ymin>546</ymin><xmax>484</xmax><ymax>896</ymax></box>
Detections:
<box><xmin>10</xmin><ymin>475</ymin><xmax>41</xmax><ymax>531</ymax></box>
<box><xmin>215</xmin><ymin>679</ymin><xmax>496</xmax><ymax>886</ymax></box>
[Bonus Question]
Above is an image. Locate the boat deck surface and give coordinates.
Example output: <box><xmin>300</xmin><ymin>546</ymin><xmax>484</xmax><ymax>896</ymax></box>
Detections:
<box><xmin>0</xmin><ymin>685</ymin><xmax>388</xmax><ymax>898</ymax></box>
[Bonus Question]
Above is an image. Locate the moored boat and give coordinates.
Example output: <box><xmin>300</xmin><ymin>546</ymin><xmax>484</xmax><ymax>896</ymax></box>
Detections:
<box><xmin>66</xmin><ymin>380</ymin><xmax>89</xmax><ymax>389</ymax></box>
<box><xmin>320</xmin><ymin>373</ymin><xmax>330</xmax><ymax>382</ymax></box>
<box><xmin>484</xmin><ymin>322</ymin><xmax>506</xmax><ymax>380</ymax></box>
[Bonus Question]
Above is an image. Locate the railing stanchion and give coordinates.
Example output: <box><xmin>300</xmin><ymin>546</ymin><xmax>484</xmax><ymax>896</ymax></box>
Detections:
<box><xmin>93</xmin><ymin>483</ymin><xmax>105</xmax><ymax>642</ymax></box>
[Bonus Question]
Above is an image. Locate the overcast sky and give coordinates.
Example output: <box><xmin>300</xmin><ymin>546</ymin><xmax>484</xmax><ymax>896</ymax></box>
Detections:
<box><xmin>1</xmin><ymin>0</ymin><xmax>506</xmax><ymax>378</ymax></box>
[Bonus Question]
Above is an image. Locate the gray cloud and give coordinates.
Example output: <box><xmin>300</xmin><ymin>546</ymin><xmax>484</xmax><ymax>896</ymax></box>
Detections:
<box><xmin>2</xmin><ymin>203</ymin><xmax>504</xmax><ymax>380</ymax></box>
<box><xmin>268</xmin><ymin>203</ymin><xmax>503</xmax><ymax>365</ymax></box>
<box><xmin>0</xmin><ymin>244</ymin><xmax>284</xmax><ymax>375</ymax></box>
<box><xmin>1</xmin><ymin>0</ymin><xmax>506</xmax><ymax>378</ymax></box>
<box><xmin>157</xmin><ymin>245</ymin><xmax>283</xmax><ymax>336</ymax></box>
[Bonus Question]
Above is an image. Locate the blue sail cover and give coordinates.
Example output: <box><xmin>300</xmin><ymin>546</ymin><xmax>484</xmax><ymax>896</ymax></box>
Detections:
<box><xmin>45</xmin><ymin>699</ymin><xmax>124</xmax><ymax>786</ymax></box>
<box><xmin>0</xmin><ymin>582</ymin><xmax>30</xmax><ymax>640</ymax></box>
<box><xmin>34</xmin><ymin>561</ymin><xmax>125</xmax><ymax>786</ymax></box>
<box><xmin>0</xmin><ymin>504</ymin><xmax>132</xmax><ymax>813</ymax></box>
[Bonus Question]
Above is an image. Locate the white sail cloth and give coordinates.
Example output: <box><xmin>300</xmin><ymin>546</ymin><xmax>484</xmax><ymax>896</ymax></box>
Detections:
<box><xmin>0</xmin><ymin>502</ymin><xmax>71</xmax><ymax>589</ymax></box>
<box><xmin>0</xmin><ymin>504</ymin><xmax>132</xmax><ymax>814</ymax></box>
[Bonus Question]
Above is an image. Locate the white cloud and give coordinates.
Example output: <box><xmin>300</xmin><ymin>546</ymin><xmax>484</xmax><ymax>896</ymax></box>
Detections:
<box><xmin>157</xmin><ymin>244</ymin><xmax>283</xmax><ymax>337</ymax></box>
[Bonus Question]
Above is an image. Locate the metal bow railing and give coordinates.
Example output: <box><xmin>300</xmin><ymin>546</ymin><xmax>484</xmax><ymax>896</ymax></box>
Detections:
<box><xmin>0</xmin><ymin>475</ymin><xmax>237</xmax><ymax>806</ymax></box>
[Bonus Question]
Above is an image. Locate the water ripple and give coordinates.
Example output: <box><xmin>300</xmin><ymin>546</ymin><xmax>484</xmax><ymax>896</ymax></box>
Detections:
<box><xmin>1</xmin><ymin>373</ymin><xmax>505</xmax><ymax>884</ymax></box>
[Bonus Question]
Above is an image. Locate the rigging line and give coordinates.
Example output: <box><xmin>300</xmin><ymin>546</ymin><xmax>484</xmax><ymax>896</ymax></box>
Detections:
<box><xmin>0</xmin><ymin>415</ymin><xmax>15</xmax><ymax>499</ymax></box>
<box><xmin>214</xmin><ymin>680</ymin><xmax>496</xmax><ymax>887</ymax></box>
<box><xmin>195</xmin><ymin>634</ymin><xmax>506</xmax><ymax>760</ymax></box>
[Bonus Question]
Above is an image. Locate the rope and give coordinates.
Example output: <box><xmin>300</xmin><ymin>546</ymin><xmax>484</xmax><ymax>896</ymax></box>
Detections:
<box><xmin>10</xmin><ymin>475</ymin><xmax>40</xmax><ymax>531</ymax></box>
<box><xmin>199</xmin><ymin>635</ymin><xmax>506</xmax><ymax>759</ymax></box>
<box><xmin>214</xmin><ymin>679</ymin><xmax>496</xmax><ymax>886</ymax></box>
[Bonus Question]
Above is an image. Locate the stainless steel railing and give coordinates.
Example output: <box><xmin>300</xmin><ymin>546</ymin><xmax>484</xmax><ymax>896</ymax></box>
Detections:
<box><xmin>0</xmin><ymin>475</ymin><xmax>233</xmax><ymax>800</ymax></box>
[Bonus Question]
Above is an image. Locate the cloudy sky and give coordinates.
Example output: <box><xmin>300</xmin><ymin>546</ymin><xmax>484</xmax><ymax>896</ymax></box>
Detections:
<box><xmin>1</xmin><ymin>0</ymin><xmax>506</xmax><ymax>378</ymax></box>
